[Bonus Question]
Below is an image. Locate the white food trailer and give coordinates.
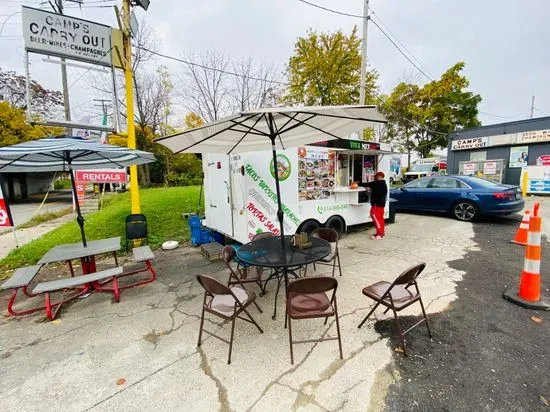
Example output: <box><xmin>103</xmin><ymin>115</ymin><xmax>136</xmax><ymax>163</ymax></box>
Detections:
<box><xmin>202</xmin><ymin>139</ymin><xmax>395</xmax><ymax>244</ymax></box>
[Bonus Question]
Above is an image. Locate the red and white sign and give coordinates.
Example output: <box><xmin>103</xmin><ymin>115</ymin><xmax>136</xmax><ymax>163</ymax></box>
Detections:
<box><xmin>76</xmin><ymin>181</ymin><xmax>86</xmax><ymax>207</ymax></box>
<box><xmin>0</xmin><ymin>184</ymin><xmax>13</xmax><ymax>227</ymax></box>
<box><xmin>463</xmin><ymin>162</ymin><xmax>476</xmax><ymax>175</ymax></box>
<box><xmin>75</xmin><ymin>169</ymin><xmax>127</xmax><ymax>183</ymax></box>
<box><xmin>536</xmin><ymin>155</ymin><xmax>550</xmax><ymax>166</ymax></box>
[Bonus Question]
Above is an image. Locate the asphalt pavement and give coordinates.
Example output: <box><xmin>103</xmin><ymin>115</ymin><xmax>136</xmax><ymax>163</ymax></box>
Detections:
<box><xmin>383</xmin><ymin>213</ymin><xmax>550</xmax><ymax>411</ymax></box>
<box><xmin>1</xmin><ymin>198</ymin><xmax>550</xmax><ymax>411</ymax></box>
<box><xmin>5</xmin><ymin>191</ymin><xmax>72</xmax><ymax>227</ymax></box>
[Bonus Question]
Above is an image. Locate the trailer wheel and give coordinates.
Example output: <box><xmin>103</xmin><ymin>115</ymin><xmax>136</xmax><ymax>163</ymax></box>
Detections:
<box><xmin>297</xmin><ymin>219</ymin><xmax>321</xmax><ymax>235</ymax></box>
<box><xmin>324</xmin><ymin>215</ymin><xmax>345</xmax><ymax>237</ymax></box>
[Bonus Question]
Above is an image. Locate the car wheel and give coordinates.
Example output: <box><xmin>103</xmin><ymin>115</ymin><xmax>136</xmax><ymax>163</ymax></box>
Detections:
<box><xmin>452</xmin><ymin>201</ymin><xmax>478</xmax><ymax>222</ymax></box>
<box><xmin>297</xmin><ymin>219</ymin><xmax>321</xmax><ymax>234</ymax></box>
<box><xmin>324</xmin><ymin>215</ymin><xmax>345</xmax><ymax>237</ymax></box>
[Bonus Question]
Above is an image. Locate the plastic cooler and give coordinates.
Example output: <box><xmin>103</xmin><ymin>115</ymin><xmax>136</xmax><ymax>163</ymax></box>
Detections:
<box><xmin>189</xmin><ymin>215</ymin><xmax>213</xmax><ymax>246</ymax></box>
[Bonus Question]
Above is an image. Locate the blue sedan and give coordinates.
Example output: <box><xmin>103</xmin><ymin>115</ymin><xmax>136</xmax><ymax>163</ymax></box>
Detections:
<box><xmin>390</xmin><ymin>175</ymin><xmax>525</xmax><ymax>221</ymax></box>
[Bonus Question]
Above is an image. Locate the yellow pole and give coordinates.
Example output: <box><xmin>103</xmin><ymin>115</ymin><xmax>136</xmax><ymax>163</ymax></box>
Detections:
<box><xmin>123</xmin><ymin>0</ymin><xmax>140</xmax><ymax>214</ymax></box>
<box><xmin>521</xmin><ymin>170</ymin><xmax>528</xmax><ymax>197</ymax></box>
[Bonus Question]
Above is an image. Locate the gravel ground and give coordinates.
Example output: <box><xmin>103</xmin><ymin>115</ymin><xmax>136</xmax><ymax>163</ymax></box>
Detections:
<box><xmin>382</xmin><ymin>215</ymin><xmax>550</xmax><ymax>411</ymax></box>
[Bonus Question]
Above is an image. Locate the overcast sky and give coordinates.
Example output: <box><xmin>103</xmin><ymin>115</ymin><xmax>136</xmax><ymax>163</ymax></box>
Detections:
<box><xmin>1</xmin><ymin>0</ymin><xmax>550</xmax><ymax>128</ymax></box>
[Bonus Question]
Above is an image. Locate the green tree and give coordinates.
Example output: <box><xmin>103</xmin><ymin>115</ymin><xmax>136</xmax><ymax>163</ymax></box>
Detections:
<box><xmin>167</xmin><ymin>113</ymin><xmax>204</xmax><ymax>185</ymax></box>
<box><xmin>382</xmin><ymin>62</ymin><xmax>481</xmax><ymax>159</ymax></box>
<box><xmin>380</xmin><ymin>83</ymin><xmax>420</xmax><ymax>168</ymax></box>
<box><xmin>184</xmin><ymin>112</ymin><xmax>205</xmax><ymax>129</ymax></box>
<box><xmin>284</xmin><ymin>27</ymin><xmax>378</xmax><ymax>106</ymax></box>
<box><xmin>0</xmin><ymin>101</ymin><xmax>62</xmax><ymax>147</ymax></box>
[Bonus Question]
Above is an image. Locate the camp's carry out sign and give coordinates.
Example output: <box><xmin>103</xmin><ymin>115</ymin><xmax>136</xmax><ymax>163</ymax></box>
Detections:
<box><xmin>22</xmin><ymin>6</ymin><xmax>112</xmax><ymax>66</ymax></box>
<box><xmin>76</xmin><ymin>169</ymin><xmax>127</xmax><ymax>183</ymax></box>
<box><xmin>451</xmin><ymin>137</ymin><xmax>489</xmax><ymax>151</ymax></box>
<box><xmin>0</xmin><ymin>184</ymin><xmax>13</xmax><ymax>227</ymax></box>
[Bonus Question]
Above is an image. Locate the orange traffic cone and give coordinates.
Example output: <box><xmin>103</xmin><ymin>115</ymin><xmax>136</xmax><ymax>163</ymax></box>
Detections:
<box><xmin>510</xmin><ymin>209</ymin><xmax>531</xmax><ymax>245</ymax></box>
<box><xmin>504</xmin><ymin>203</ymin><xmax>550</xmax><ymax>309</ymax></box>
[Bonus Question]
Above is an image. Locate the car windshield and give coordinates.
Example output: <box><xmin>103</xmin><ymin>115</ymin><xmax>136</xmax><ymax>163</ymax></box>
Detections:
<box><xmin>410</xmin><ymin>164</ymin><xmax>435</xmax><ymax>172</ymax></box>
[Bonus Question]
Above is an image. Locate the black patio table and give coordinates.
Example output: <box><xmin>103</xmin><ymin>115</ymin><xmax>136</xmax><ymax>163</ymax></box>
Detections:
<box><xmin>236</xmin><ymin>235</ymin><xmax>331</xmax><ymax>320</ymax></box>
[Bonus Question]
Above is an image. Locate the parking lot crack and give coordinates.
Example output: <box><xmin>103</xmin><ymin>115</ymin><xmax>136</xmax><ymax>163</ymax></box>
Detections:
<box><xmin>84</xmin><ymin>348</ymin><xmax>201</xmax><ymax>411</ymax></box>
<box><xmin>198</xmin><ymin>347</ymin><xmax>234</xmax><ymax>412</ymax></box>
<box><xmin>290</xmin><ymin>331</ymin><xmax>378</xmax><ymax>411</ymax></box>
<box><xmin>245</xmin><ymin>337</ymin><xmax>325</xmax><ymax>412</ymax></box>
<box><xmin>1</xmin><ymin>322</ymin><xmax>92</xmax><ymax>358</ymax></box>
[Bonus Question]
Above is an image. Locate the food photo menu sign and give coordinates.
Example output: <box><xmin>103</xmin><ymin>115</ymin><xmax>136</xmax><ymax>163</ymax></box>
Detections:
<box><xmin>297</xmin><ymin>147</ymin><xmax>335</xmax><ymax>201</ymax></box>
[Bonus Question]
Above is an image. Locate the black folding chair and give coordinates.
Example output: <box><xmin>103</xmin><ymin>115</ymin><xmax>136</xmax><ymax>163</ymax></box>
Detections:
<box><xmin>125</xmin><ymin>214</ymin><xmax>148</xmax><ymax>251</ymax></box>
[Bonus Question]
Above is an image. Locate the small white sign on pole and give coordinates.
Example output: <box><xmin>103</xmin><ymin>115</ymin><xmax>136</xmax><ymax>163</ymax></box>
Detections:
<box><xmin>483</xmin><ymin>161</ymin><xmax>497</xmax><ymax>175</ymax></box>
<box><xmin>21</xmin><ymin>6</ymin><xmax>112</xmax><ymax>67</ymax></box>
<box><xmin>463</xmin><ymin>162</ymin><xmax>476</xmax><ymax>175</ymax></box>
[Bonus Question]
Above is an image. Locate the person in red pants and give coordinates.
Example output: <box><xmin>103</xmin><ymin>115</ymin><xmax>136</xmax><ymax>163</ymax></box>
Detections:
<box><xmin>364</xmin><ymin>171</ymin><xmax>388</xmax><ymax>239</ymax></box>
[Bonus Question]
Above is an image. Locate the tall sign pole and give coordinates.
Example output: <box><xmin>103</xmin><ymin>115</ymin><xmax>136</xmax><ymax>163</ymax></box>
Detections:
<box><xmin>53</xmin><ymin>1</ymin><xmax>72</xmax><ymax>130</ymax></box>
<box><xmin>122</xmin><ymin>0</ymin><xmax>140</xmax><ymax>214</ymax></box>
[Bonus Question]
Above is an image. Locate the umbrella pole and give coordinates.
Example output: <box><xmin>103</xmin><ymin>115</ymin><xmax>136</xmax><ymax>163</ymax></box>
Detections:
<box><xmin>70</xmin><ymin>169</ymin><xmax>87</xmax><ymax>247</ymax></box>
<box><xmin>270</xmin><ymin>136</ymin><xmax>286</xmax><ymax>250</ymax></box>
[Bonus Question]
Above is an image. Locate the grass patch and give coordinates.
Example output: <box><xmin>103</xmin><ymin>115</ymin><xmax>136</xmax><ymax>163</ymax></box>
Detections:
<box><xmin>18</xmin><ymin>207</ymin><xmax>73</xmax><ymax>229</ymax></box>
<box><xmin>0</xmin><ymin>186</ymin><xmax>203</xmax><ymax>271</ymax></box>
<box><xmin>54</xmin><ymin>179</ymin><xmax>72</xmax><ymax>190</ymax></box>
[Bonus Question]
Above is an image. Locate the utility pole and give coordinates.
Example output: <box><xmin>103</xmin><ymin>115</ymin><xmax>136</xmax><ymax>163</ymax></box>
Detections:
<box><xmin>358</xmin><ymin>0</ymin><xmax>370</xmax><ymax>141</ymax></box>
<box><xmin>359</xmin><ymin>0</ymin><xmax>370</xmax><ymax>106</ymax></box>
<box><xmin>530</xmin><ymin>95</ymin><xmax>535</xmax><ymax>119</ymax></box>
<box><xmin>53</xmin><ymin>0</ymin><xmax>72</xmax><ymax>126</ymax></box>
<box><xmin>94</xmin><ymin>99</ymin><xmax>112</xmax><ymax>120</ymax></box>
<box><xmin>122</xmin><ymin>0</ymin><xmax>140</xmax><ymax>213</ymax></box>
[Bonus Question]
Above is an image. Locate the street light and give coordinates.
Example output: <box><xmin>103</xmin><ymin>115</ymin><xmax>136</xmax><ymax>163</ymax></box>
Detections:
<box><xmin>131</xmin><ymin>0</ymin><xmax>150</xmax><ymax>10</ymax></box>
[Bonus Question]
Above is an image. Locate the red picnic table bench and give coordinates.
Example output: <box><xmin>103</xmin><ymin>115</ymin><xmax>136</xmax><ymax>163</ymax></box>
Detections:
<box><xmin>1</xmin><ymin>243</ymin><xmax>157</xmax><ymax>320</ymax></box>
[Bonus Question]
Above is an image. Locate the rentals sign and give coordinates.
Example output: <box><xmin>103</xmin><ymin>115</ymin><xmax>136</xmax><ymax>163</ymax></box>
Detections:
<box><xmin>22</xmin><ymin>6</ymin><xmax>112</xmax><ymax>66</ymax></box>
<box><xmin>76</xmin><ymin>169</ymin><xmax>127</xmax><ymax>183</ymax></box>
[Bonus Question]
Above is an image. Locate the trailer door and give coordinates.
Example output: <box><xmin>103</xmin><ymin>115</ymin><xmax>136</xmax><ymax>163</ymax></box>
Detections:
<box><xmin>205</xmin><ymin>154</ymin><xmax>233</xmax><ymax>236</ymax></box>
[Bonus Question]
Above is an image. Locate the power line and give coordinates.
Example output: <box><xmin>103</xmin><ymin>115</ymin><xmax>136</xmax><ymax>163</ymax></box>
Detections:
<box><xmin>295</xmin><ymin>0</ymin><xmax>434</xmax><ymax>81</ymax></box>
<box><xmin>137</xmin><ymin>45</ymin><xmax>447</xmax><ymax>137</ymax></box>
<box><xmin>136</xmin><ymin>46</ymin><xmax>289</xmax><ymax>86</ymax></box>
<box><xmin>296</xmin><ymin>0</ymin><xmax>365</xmax><ymax>19</ymax></box>
<box><xmin>66</xmin><ymin>47</ymin><xmax>113</xmax><ymax>90</ymax></box>
<box><xmin>369</xmin><ymin>17</ymin><xmax>433</xmax><ymax>81</ymax></box>
<box><xmin>295</xmin><ymin>0</ymin><xmax>513</xmax><ymax>122</ymax></box>
<box><xmin>369</xmin><ymin>9</ymin><xmax>434</xmax><ymax>79</ymax></box>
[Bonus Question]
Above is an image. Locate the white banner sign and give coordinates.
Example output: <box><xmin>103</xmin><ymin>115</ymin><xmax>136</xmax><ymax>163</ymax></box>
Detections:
<box><xmin>463</xmin><ymin>162</ymin><xmax>476</xmax><ymax>175</ymax></box>
<box><xmin>518</xmin><ymin>129</ymin><xmax>550</xmax><ymax>144</ymax></box>
<box><xmin>451</xmin><ymin>137</ymin><xmax>489</xmax><ymax>151</ymax></box>
<box><xmin>483</xmin><ymin>161</ymin><xmax>497</xmax><ymax>175</ymax></box>
<box><xmin>22</xmin><ymin>6</ymin><xmax>112</xmax><ymax>66</ymax></box>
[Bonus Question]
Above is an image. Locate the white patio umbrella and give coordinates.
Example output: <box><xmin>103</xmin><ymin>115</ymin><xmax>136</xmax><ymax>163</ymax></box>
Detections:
<box><xmin>156</xmin><ymin>105</ymin><xmax>386</xmax><ymax>248</ymax></box>
<box><xmin>0</xmin><ymin>136</ymin><xmax>156</xmax><ymax>246</ymax></box>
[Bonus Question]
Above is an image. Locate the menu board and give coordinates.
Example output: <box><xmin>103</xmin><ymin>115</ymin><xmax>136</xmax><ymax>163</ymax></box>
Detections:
<box><xmin>298</xmin><ymin>147</ymin><xmax>335</xmax><ymax>201</ymax></box>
